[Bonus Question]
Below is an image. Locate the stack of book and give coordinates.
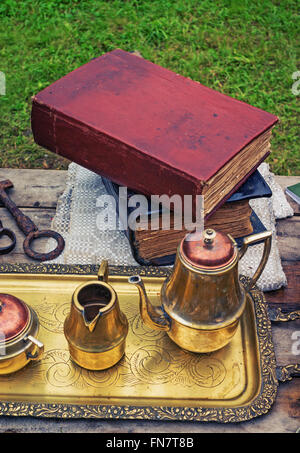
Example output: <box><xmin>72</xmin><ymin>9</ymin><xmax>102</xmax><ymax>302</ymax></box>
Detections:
<box><xmin>102</xmin><ymin>170</ymin><xmax>272</xmax><ymax>265</ymax></box>
<box><xmin>31</xmin><ymin>49</ymin><xmax>278</xmax><ymax>265</ymax></box>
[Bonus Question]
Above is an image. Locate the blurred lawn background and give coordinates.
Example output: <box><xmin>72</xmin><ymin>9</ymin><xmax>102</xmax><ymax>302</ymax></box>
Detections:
<box><xmin>0</xmin><ymin>0</ymin><xmax>299</xmax><ymax>174</ymax></box>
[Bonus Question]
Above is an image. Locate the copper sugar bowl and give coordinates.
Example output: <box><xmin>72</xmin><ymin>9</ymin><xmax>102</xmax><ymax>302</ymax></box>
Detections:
<box><xmin>129</xmin><ymin>228</ymin><xmax>272</xmax><ymax>353</ymax></box>
<box><xmin>0</xmin><ymin>293</ymin><xmax>44</xmax><ymax>375</ymax></box>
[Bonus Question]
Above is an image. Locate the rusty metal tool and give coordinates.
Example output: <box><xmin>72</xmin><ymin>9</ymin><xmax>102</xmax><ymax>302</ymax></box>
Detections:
<box><xmin>0</xmin><ymin>219</ymin><xmax>16</xmax><ymax>255</ymax></box>
<box><xmin>0</xmin><ymin>180</ymin><xmax>65</xmax><ymax>261</ymax></box>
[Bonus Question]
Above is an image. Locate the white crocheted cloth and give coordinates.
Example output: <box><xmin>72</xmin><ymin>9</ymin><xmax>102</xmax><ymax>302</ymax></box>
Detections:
<box><xmin>46</xmin><ymin>163</ymin><xmax>293</xmax><ymax>291</ymax></box>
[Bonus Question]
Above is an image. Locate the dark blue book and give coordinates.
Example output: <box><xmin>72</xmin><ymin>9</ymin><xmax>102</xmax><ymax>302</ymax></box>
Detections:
<box><xmin>226</xmin><ymin>169</ymin><xmax>271</xmax><ymax>202</ymax></box>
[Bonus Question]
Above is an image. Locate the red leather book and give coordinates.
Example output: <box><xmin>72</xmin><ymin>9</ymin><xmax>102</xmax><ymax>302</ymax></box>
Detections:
<box><xmin>31</xmin><ymin>49</ymin><xmax>278</xmax><ymax>217</ymax></box>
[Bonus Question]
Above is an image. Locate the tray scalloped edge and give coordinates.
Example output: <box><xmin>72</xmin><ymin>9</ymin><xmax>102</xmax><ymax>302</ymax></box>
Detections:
<box><xmin>0</xmin><ymin>263</ymin><xmax>278</xmax><ymax>423</ymax></box>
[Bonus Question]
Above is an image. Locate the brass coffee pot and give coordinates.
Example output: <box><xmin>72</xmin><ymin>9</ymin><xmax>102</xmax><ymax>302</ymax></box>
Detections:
<box><xmin>129</xmin><ymin>229</ymin><xmax>272</xmax><ymax>353</ymax></box>
<box><xmin>64</xmin><ymin>260</ymin><xmax>128</xmax><ymax>370</ymax></box>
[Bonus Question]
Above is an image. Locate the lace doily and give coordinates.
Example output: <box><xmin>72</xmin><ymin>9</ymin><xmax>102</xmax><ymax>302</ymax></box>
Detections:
<box><xmin>46</xmin><ymin>162</ymin><xmax>293</xmax><ymax>291</ymax></box>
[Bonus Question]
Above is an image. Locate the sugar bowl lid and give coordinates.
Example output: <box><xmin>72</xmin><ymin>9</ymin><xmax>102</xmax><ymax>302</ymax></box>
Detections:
<box><xmin>181</xmin><ymin>228</ymin><xmax>236</xmax><ymax>268</ymax></box>
<box><xmin>0</xmin><ymin>294</ymin><xmax>31</xmax><ymax>343</ymax></box>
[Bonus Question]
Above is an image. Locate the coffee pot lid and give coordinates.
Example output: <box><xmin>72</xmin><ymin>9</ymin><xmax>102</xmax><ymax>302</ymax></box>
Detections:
<box><xmin>181</xmin><ymin>228</ymin><xmax>236</xmax><ymax>268</ymax></box>
<box><xmin>0</xmin><ymin>294</ymin><xmax>30</xmax><ymax>343</ymax></box>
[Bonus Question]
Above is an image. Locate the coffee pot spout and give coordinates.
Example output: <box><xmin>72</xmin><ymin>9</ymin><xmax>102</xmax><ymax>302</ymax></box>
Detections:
<box><xmin>128</xmin><ymin>275</ymin><xmax>170</xmax><ymax>332</ymax></box>
<box><xmin>82</xmin><ymin>307</ymin><xmax>102</xmax><ymax>333</ymax></box>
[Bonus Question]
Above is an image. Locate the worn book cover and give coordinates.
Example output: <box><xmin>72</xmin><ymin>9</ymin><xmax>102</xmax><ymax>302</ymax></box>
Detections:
<box><xmin>31</xmin><ymin>49</ymin><xmax>278</xmax><ymax>217</ymax></box>
<box><xmin>286</xmin><ymin>182</ymin><xmax>300</xmax><ymax>205</ymax></box>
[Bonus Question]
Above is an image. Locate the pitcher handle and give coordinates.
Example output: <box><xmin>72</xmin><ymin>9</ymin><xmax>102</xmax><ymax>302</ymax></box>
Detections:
<box><xmin>238</xmin><ymin>230</ymin><xmax>272</xmax><ymax>290</ymax></box>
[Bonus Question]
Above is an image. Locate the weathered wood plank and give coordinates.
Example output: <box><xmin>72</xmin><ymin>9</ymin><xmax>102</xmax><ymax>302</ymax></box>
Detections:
<box><xmin>273</xmin><ymin>380</ymin><xmax>300</xmax><ymax>426</ymax></box>
<box><xmin>0</xmin><ymin>207</ymin><xmax>57</xmax><ymax>264</ymax></box>
<box><xmin>286</xmin><ymin>195</ymin><xmax>300</xmax><ymax>216</ymax></box>
<box><xmin>271</xmin><ymin>320</ymin><xmax>300</xmax><ymax>365</ymax></box>
<box><xmin>0</xmin><ymin>169</ymin><xmax>67</xmax><ymax>209</ymax></box>
<box><xmin>265</xmin><ymin>262</ymin><xmax>300</xmax><ymax>304</ymax></box>
<box><xmin>276</xmin><ymin>217</ymin><xmax>300</xmax><ymax>262</ymax></box>
<box><xmin>275</xmin><ymin>175</ymin><xmax>300</xmax><ymax>188</ymax></box>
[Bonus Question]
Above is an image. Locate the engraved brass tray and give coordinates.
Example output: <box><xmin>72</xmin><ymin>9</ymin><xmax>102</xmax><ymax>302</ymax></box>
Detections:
<box><xmin>0</xmin><ymin>263</ymin><xmax>282</xmax><ymax>423</ymax></box>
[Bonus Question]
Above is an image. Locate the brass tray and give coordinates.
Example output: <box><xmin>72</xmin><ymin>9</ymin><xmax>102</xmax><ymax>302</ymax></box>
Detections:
<box><xmin>0</xmin><ymin>263</ymin><xmax>289</xmax><ymax>423</ymax></box>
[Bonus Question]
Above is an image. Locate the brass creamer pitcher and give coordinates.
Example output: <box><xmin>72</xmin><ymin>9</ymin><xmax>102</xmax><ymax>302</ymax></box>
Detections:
<box><xmin>64</xmin><ymin>261</ymin><xmax>128</xmax><ymax>370</ymax></box>
<box><xmin>129</xmin><ymin>229</ymin><xmax>272</xmax><ymax>353</ymax></box>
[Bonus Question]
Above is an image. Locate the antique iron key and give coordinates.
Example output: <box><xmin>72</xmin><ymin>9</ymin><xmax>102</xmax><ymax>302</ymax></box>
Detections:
<box><xmin>0</xmin><ymin>219</ymin><xmax>16</xmax><ymax>255</ymax></box>
<box><xmin>0</xmin><ymin>180</ymin><xmax>65</xmax><ymax>261</ymax></box>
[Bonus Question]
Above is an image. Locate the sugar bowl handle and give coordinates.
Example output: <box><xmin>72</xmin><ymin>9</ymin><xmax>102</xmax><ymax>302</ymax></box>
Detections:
<box><xmin>25</xmin><ymin>335</ymin><xmax>44</xmax><ymax>361</ymax></box>
<box><xmin>238</xmin><ymin>230</ymin><xmax>272</xmax><ymax>290</ymax></box>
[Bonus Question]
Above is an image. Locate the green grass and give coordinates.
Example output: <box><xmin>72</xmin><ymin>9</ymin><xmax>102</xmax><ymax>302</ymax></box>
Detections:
<box><xmin>0</xmin><ymin>0</ymin><xmax>299</xmax><ymax>174</ymax></box>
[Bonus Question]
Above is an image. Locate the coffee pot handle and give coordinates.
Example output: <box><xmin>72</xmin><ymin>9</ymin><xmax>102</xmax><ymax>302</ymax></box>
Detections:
<box><xmin>238</xmin><ymin>230</ymin><xmax>272</xmax><ymax>290</ymax></box>
<box><xmin>98</xmin><ymin>260</ymin><xmax>109</xmax><ymax>282</ymax></box>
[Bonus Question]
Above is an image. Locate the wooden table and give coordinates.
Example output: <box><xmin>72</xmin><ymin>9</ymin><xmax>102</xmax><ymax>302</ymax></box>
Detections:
<box><xmin>0</xmin><ymin>168</ymin><xmax>299</xmax><ymax>434</ymax></box>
